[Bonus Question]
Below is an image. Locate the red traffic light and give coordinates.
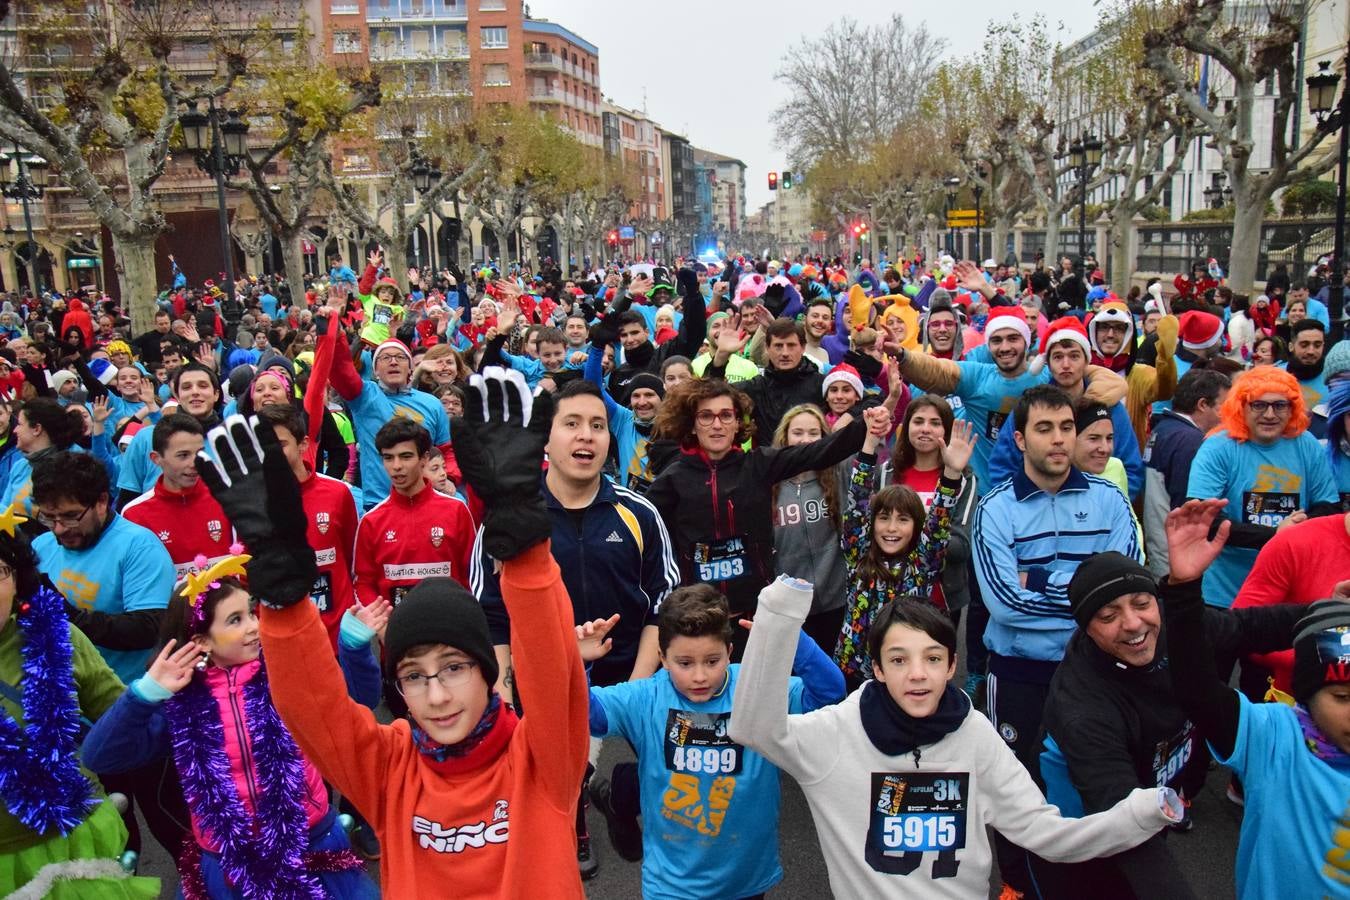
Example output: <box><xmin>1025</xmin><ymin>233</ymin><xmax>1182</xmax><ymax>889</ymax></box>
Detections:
<box><xmin>607</xmin><ymin>230</ymin><xmax>619</xmax><ymax>244</ymax></box>
<box><xmin>768</xmin><ymin>171</ymin><xmax>778</xmax><ymax>190</ymax></box>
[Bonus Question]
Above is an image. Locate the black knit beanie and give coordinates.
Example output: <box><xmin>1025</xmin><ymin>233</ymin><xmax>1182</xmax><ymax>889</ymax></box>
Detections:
<box><xmin>383</xmin><ymin>577</ymin><xmax>499</xmax><ymax>689</ymax></box>
<box><xmin>627</xmin><ymin>371</ymin><xmax>665</xmax><ymax>399</ymax></box>
<box><xmin>1068</xmin><ymin>551</ymin><xmax>1158</xmax><ymax>629</ymax></box>
<box><xmin>1292</xmin><ymin>600</ymin><xmax>1350</xmax><ymax>704</ymax></box>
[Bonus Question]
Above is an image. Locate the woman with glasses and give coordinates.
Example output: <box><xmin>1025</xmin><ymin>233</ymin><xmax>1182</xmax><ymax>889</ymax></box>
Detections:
<box><xmin>0</xmin><ymin>508</ymin><xmax>159</xmax><ymax>897</ymax></box>
<box><xmin>82</xmin><ymin>558</ymin><xmax>382</xmax><ymax>898</ymax></box>
<box><xmin>647</xmin><ymin>378</ymin><xmax>877</xmax><ymax>656</ymax></box>
<box><xmin>1186</xmin><ymin>367</ymin><xmax>1340</xmax><ymax>608</ymax></box>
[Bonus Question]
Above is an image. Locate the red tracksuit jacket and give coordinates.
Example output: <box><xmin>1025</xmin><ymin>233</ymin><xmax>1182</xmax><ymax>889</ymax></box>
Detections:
<box><xmin>122</xmin><ymin>477</ymin><xmax>234</xmax><ymax>579</ymax></box>
<box><xmin>298</xmin><ymin>466</ymin><xmax>360</xmax><ymax>651</ymax></box>
<box><xmin>353</xmin><ymin>480</ymin><xmax>475</xmax><ymax>607</ymax></box>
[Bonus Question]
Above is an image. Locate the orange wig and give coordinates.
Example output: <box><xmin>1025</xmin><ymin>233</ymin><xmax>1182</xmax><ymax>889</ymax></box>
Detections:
<box><xmin>1215</xmin><ymin>366</ymin><xmax>1309</xmax><ymax>441</ymax></box>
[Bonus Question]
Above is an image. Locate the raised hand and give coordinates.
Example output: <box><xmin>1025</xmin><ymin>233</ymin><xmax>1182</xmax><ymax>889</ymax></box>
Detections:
<box><xmin>629</xmin><ymin>274</ymin><xmax>653</xmax><ymax>297</ymax></box>
<box><xmin>938</xmin><ymin>418</ymin><xmax>977</xmax><ymax>476</ymax></box>
<box><xmin>90</xmin><ymin>394</ymin><xmax>111</xmax><ymax>426</ymax></box>
<box><xmin>576</xmin><ymin>613</ymin><xmax>620</xmax><ymax>662</ymax></box>
<box><xmin>368</xmin><ymin>249</ymin><xmax>383</xmax><ymax>270</ymax></box>
<box><xmin>147</xmin><ymin>640</ymin><xmax>203</xmax><ymax>694</ymax></box>
<box><xmin>862</xmin><ymin>404</ymin><xmax>890</xmax><ymax>436</ymax></box>
<box><xmin>952</xmin><ymin>260</ymin><xmax>989</xmax><ymax>295</ymax></box>
<box><xmin>715</xmin><ymin>326</ymin><xmax>749</xmax><ymax>359</ymax></box>
<box><xmin>197</xmin><ymin>415</ymin><xmax>317</xmax><ymax>607</ymax></box>
<box><xmin>452</xmin><ymin>367</ymin><xmax>554</xmax><ymax>560</ymax></box>
<box><xmin>1164</xmin><ymin>499</ymin><xmax>1230</xmax><ymax>584</ymax></box>
<box><xmin>353</xmin><ymin>596</ymin><xmax>393</xmax><ymax>642</ymax></box>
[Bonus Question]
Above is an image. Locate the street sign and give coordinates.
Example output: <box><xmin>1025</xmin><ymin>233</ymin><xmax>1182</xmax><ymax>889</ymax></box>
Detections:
<box><xmin>66</xmin><ymin>258</ymin><xmax>99</xmax><ymax>269</ymax></box>
<box><xmin>946</xmin><ymin>208</ymin><xmax>985</xmax><ymax>228</ymax></box>
<box><xmin>619</xmin><ymin>226</ymin><xmax>635</xmax><ymax>241</ymax></box>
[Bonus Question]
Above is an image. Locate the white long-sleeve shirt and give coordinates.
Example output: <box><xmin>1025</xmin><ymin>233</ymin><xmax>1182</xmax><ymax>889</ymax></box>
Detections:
<box><xmin>729</xmin><ymin>579</ymin><xmax>1175</xmax><ymax>899</ymax></box>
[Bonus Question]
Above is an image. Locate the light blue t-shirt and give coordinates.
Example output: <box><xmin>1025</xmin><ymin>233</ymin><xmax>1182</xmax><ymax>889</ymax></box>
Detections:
<box><xmin>347</xmin><ymin>380</ymin><xmax>450</xmax><ymax>510</ymax></box>
<box><xmin>1213</xmin><ymin>694</ymin><xmax>1350</xmax><ymax>899</ymax></box>
<box><xmin>1187</xmin><ymin>430</ymin><xmax>1339</xmax><ymax>606</ymax></box>
<box><xmin>952</xmin><ymin>362</ymin><xmax>1045</xmax><ymax>486</ymax></box>
<box><xmin>34</xmin><ymin>514</ymin><xmax>175</xmax><ymax>682</ymax></box>
<box><xmin>591</xmin><ymin>667</ymin><xmax>807</xmax><ymax>900</ymax></box>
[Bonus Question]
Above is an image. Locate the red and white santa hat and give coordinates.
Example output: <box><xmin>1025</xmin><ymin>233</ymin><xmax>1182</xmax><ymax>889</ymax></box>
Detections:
<box><xmin>1178</xmin><ymin>310</ymin><xmax>1224</xmax><ymax>350</ymax></box>
<box><xmin>822</xmin><ymin>363</ymin><xmax>864</xmax><ymax>399</ymax></box>
<box><xmin>1043</xmin><ymin>316</ymin><xmax>1092</xmax><ymax>357</ymax></box>
<box><xmin>985</xmin><ymin>306</ymin><xmax>1031</xmax><ymax>344</ymax></box>
<box><xmin>373</xmin><ymin>339</ymin><xmax>412</xmax><ymax>364</ymax></box>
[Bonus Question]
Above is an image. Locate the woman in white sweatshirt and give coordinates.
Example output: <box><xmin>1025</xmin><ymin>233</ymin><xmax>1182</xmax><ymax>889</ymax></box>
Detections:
<box><xmin>729</xmin><ymin>578</ymin><xmax>1182</xmax><ymax>898</ymax></box>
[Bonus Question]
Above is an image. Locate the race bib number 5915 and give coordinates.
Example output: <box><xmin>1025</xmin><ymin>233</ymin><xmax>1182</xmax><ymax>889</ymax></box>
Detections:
<box><xmin>865</xmin><ymin>772</ymin><xmax>968</xmax><ymax>879</ymax></box>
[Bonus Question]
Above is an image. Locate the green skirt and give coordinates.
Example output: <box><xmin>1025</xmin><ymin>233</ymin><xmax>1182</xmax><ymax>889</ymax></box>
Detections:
<box><xmin>0</xmin><ymin>799</ymin><xmax>160</xmax><ymax>899</ymax></box>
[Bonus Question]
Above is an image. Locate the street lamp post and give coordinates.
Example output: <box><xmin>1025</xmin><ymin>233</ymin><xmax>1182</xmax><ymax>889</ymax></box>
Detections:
<box><xmin>1307</xmin><ymin>48</ymin><xmax>1348</xmax><ymax>343</ymax></box>
<box><xmin>178</xmin><ymin>98</ymin><xmax>251</xmax><ymax>324</ymax></box>
<box><xmin>0</xmin><ymin>146</ymin><xmax>48</xmax><ymax>295</ymax></box>
<box><xmin>410</xmin><ymin>150</ymin><xmax>441</xmax><ymax>276</ymax></box>
<box><xmin>1071</xmin><ymin>134</ymin><xmax>1103</xmax><ymax>267</ymax></box>
<box><xmin>972</xmin><ymin>165</ymin><xmax>986</xmax><ymax>262</ymax></box>
<box><xmin>943</xmin><ymin>176</ymin><xmax>961</xmax><ymax>256</ymax></box>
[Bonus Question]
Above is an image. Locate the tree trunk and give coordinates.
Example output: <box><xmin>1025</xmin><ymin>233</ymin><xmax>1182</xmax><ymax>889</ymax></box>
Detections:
<box><xmin>383</xmin><ymin>241</ymin><xmax>409</xmax><ymax>287</ymax></box>
<box><xmin>1227</xmin><ymin>185</ymin><xmax>1266</xmax><ymax>294</ymax></box>
<box><xmin>116</xmin><ymin>236</ymin><xmax>160</xmax><ymax>335</ymax></box>
<box><xmin>1043</xmin><ymin>216</ymin><xmax>1062</xmax><ymax>266</ymax></box>
<box><xmin>280</xmin><ymin>232</ymin><xmax>308</xmax><ymax>301</ymax></box>
<box><xmin>1109</xmin><ymin>214</ymin><xmax>1134</xmax><ymax>296</ymax></box>
<box><xmin>991</xmin><ymin>217</ymin><xmax>1012</xmax><ymax>264</ymax></box>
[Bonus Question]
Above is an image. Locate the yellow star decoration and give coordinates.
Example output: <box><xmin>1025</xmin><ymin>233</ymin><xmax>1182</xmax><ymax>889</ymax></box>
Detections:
<box><xmin>179</xmin><ymin>555</ymin><xmax>253</xmax><ymax>604</ymax></box>
<box><xmin>0</xmin><ymin>504</ymin><xmax>28</xmax><ymax>537</ymax></box>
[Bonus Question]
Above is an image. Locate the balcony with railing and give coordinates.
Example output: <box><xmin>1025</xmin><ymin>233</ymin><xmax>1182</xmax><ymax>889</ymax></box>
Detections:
<box><xmin>366</xmin><ymin>0</ymin><xmax>467</xmax><ymax>23</ymax></box>
<box><xmin>370</xmin><ymin>40</ymin><xmax>470</xmax><ymax>62</ymax></box>
<box><xmin>524</xmin><ymin>51</ymin><xmax>563</xmax><ymax>71</ymax></box>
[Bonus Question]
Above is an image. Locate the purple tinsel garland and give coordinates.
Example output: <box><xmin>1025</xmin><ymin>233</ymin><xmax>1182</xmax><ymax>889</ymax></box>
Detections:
<box><xmin>165</xmin><ymin>662</ymin><xmax>326</xmax><ymax>898</ymax></box>
<box><xmin>0</xmin><ymin>584</ymin><xmax>95</xmax><ymax>835</ymax></box>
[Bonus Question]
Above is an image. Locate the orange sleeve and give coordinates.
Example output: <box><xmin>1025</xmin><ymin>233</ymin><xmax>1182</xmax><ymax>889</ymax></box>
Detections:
<box><xmin>259</xmin><ymin>599</ymin><xmax>398</xmax><ymax>823</ymax></box>
<box><xmin>499</xmin><ymin>541</ymin><xmax>589</xmax><ymax>810</ymax></box>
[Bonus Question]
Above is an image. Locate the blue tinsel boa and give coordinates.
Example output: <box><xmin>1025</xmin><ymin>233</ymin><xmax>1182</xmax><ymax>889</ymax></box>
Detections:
<box><xmin>0</xmin><ymin>584</ymin><xmax>95</xmax><ymax>835</ymax></box>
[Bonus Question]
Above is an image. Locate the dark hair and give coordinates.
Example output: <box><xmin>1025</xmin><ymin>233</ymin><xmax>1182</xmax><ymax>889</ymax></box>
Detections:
<box><xmin>1030</xmin><ymin>270</ymin><xmax>1051</xmax><ymax>293</ymax></box>
<box><xmin>151</xmin><ymin>412</ymin><xmax>204</xmax><ymax>455</ymax></box>
<box><xmin>866</xmin><ymin>598</ymin><xmax>959</xmax><ymax>671</ymax></box>
<box><xmin>765</xmin><ymin>318</ymin><xmax>805</xmax><ymax>344</ymax></box>
<box><xmin>160</xmin><ymin>575</ymin><xmax>249</xmax><ymax>645</ymax></box>
<box><xmin>657</xmin><ymin>584</ymin><xmax>734</xmax><ymax>653</ymax></box>
<box><xmin>172</xmin><ymin>363</ymin><xmax>221</xmax><ymax>399</ymax></box>
<box><xmin>1013</xmin><ymin>384</ymin><xmax>1074</xmax><ymax>433</ymax></box>
<box><xmin>854</xmin><ymin>485</ymin><xmax>927</xmax><ymax>587</ymax></box>
<box><xmin>1252</xmin><ymin>334</ymin><xmax>1287</xmax><ymax>363</ymax></box>
<box><xmin>32</xmin><ymin>450</ymin><xmax>109</xmax><ymax>509</ymax></box>
<box><xmin>883</xmin><ymin>268</ymin><xmax>901</xmax><ymax>283</ymax></box>
<box><xmin>892</xmin><ymin>395</ymin><xmax>954</xmax><ymax>474</ymax></box>
<box><xmin>615</xmin><ymin>311</ymin><xmax>647</xmax><ymax>332</ymax></box>
<box><xmin>1172</xmin><ymin>368</ymin><xmax>1232</xmax><ymax>414</ymax></box>
<box><xmin>255</xmin><ymin>403</ymin><xmax>308</xmax><ymax>443</ymax></box>
<box><xmin>374</xmin><ymin>416</ymin><xmax>430</xmax><ymax>456</ymax></box>
<box><xmin>535</xmin><ymin>326</ymin><xmax>566</xmax><ymax>348</ymax></box>
<box><xmin>0</xmin><ymin>526</ymin><xmax>45</xmax><ymax>602</ymax></box>
<box><xmin>17</xmin><ymin>398</ymin><xmax>83</xmax><ymax>449</ymax></box>
<box><xmin>1292</xmin><ymin>319</ymin><xmax>1327</xmax><ymax>339</ymax></box>
<box><xmin>806</xmin><ymin>297</ymin><xmax>834</xmax><ymax>313</ymax></box>
<box><xmin>553</xmin><ymin>378</ymin><xmax>604</xmax><ymax>411</ymax></box>
<box><xmin>660</xmin><ymin>355</ymin><xmax>692</xmax><ymax>377</ymax></box>
<box><xmin>653</xmin><ymin>378</ymin><xmax>755</xmax><ymax>447</ymax></box>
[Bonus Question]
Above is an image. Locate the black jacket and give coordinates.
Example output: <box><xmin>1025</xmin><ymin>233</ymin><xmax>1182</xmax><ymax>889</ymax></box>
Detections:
<box><xmin>705</xmin><ymin>356</ymin><xmax>824</xmax><ymax>443</ymax></box>
<box><xmin>646</xmin><ymin>415</ymin><xmax>865</xmax><ymax>616</ymax></box>
<box><xmin>1041</xmin><ymin>579</ymin><xmax>1302</xmax><ymax>898</ymax></box>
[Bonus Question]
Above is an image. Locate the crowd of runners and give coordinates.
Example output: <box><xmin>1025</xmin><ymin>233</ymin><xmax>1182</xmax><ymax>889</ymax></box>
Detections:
<box><xmin>0</xmin><ymin>245</ymin><xmax>1347</xmax><ymax>898</ymax></box>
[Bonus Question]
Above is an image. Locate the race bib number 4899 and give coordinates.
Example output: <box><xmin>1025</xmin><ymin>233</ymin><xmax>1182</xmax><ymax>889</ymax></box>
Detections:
<box><xmin>865</xmin><ymin>772</ymin><xmax>968</xmax><ymax>879</ymax></box>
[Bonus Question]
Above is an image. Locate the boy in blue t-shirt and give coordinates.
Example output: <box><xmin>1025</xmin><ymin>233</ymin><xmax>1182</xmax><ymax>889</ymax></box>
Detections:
<box><xmin>580</xmin><ymin>577</ymin><xmax>843</xmax><ymax>900</ymax></box>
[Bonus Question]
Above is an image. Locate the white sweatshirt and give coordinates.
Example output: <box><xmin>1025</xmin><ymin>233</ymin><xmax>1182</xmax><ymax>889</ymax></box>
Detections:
<box><xmin>729</xmin><ymin>579</ymin><xmax>1176</xmax><ymax>899</ymax></box>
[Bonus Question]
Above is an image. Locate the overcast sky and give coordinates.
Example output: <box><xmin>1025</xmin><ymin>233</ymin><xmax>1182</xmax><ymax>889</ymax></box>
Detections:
<box><xmin>528</xmin><ymin>1</ymin><xmax>1102</xmax><ymax>211</ymax></box>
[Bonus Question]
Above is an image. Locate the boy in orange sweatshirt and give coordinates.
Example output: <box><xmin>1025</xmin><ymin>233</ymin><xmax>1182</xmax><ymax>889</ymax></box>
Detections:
<box><xmin>196</xmin><ymin>367</ymin><xmax>589</xmax><ymax>898</ymax></box>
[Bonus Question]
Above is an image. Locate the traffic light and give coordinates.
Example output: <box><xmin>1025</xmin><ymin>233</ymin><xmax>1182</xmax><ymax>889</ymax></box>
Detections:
<box><xmin>782</xmin><ymin>171</ymin><xmax>793</xmax><ymax>189</ymax></box>
<box><xmin>607</xmin><ymin>230</ymin><xmax>619</xmax><ymax>245</ymax></box>
<box><xmin>768</xmin><ymin>171</ymin><xmax>778</xmax><ymax>191</ymax></box>
<box><xmin>851</xmin><ymin>221</ymin><xmax>869</xmax><ymax>236</ymax></box>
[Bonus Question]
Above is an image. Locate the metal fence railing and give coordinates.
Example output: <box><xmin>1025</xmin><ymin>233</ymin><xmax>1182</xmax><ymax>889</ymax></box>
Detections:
<box><xmin>1135</xmin><ymin>219</ymin><xmax>1337</xmax><ymax>280</ymax></box>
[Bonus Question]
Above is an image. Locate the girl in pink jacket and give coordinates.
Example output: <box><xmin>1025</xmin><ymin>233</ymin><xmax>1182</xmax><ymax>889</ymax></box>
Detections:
<box><xmin>83</xmin><ymin>556</ymin><xmax>383</xmax><ymax>898</ymax></box>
